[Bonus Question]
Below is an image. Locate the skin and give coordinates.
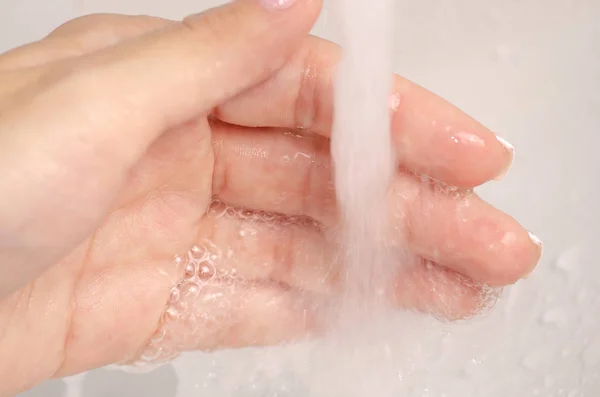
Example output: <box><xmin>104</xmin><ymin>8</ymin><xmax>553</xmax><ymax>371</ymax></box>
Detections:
<box><xmin>0</xmin><ymin>0</ymin><xmax>542</xmax><ymax>395</ymax></box>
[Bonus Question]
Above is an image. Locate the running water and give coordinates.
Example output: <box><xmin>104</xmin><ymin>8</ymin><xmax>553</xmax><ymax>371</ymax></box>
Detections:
<box><xmin>304</xmin><ymin>1</ymin><xmax>409</xmax><ymax>395</ymax></box>
<box><xmin>331</xmin><ymin>0</ymin><xmax>401</xmax><ymax>308</ymax></box>
<box><xmin>331</xmin><ymin>0</ymin><xmax>397</xmax><ymax>309</ymax></box>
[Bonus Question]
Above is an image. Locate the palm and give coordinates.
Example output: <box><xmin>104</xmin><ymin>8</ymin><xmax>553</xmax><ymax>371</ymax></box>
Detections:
<box><xmin>66</xmin><ymin>117</ymin><xmax>215</xmax><ymax>363</ymax></box>
<box><xmin>0</xmin><ymin>118</ymin><xmax>213</xmax><ymax>383</ymax></box>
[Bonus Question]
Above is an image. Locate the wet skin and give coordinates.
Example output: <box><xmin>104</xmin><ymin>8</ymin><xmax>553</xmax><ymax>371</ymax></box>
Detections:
<box><xmin>0</xmin><ymin>1</ymin><xmax>541</xmax><ymax>395</ymax></box>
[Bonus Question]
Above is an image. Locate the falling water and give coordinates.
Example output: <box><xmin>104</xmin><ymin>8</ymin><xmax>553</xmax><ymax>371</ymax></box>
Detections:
<box><xmin>331</xmin><ymin>0</ymin><xmax>397</xmax><ymax>308</ymax></box>
<box><xmin>305</xmin><ymin>0</ymin><xmax>407</xmax><ymax>395</ymax></box>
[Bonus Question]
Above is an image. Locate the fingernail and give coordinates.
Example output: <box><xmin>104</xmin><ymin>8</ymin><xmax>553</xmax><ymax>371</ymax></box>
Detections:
<box><xmin>528</xmin><ymin>231</ymin><xmax>543</xmax><ymax>248</ymax></box>
<box><xmin>259</xmin><ymin>0</ymin><xmax>299</xmax><ymax>10</ymax></box>
<box><xmin>523</xmin><ymin>231</ymin><xmax>543</xmax><ymax>279</ymax></box>
<box><xmin>493</xmin><ymin>135</ymin><xmax>515</xmax><ymax>181</ymax></box>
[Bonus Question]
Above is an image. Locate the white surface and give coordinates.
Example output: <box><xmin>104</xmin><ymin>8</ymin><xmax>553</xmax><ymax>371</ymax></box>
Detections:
<box><xmin>4</xmin><ymin>0</ymin><xmax>600</xmax><ymax>396</ymax></box>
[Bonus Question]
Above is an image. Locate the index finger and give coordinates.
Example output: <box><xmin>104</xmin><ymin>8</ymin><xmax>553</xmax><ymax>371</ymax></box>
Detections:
<box><xmin>213</xmin><ymin>36</ymin><xmax>514</xmax><ymax>188</ymax></box>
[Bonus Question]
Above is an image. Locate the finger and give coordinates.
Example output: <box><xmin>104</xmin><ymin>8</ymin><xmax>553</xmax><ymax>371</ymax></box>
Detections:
<box><xmin>187</xmin><ymin>199</ymin><xmax>500</xmax><ymax>322</ymax></box>
<box><xmin>0</xmin><ymin>0</ymin><xmax>322</xmax><ymax>297</ymax></box>
<box><xmin>392</xmin><ymin>258</ymin><xmax>502</xmax><ymax>321</ymax></box>
<box><xmin>135</xmin><ymin>255</ymin><xmax>496</xmax><ymax>363</ymax></box>
<box><xmin>190</xmin><ymin>204</ymin><xmax>500</xmax><ymax>322</ymax></box>
<box><xmin>388</xmin><ymin>177</ymin><xmax>543</xmax><ymax>286</ymax></box>
<box><xmin>185</xmin><ymin>204</ymin><xmax>499</xmax><ymax>323</ymax></box>
<box><xmin>0</xmin><ymin>14</ymin><xmax>170</xmax><ymax>70</ymax></box>
<box><xmin>193</xmin><ymin>199</ymin><xmax>335</xmax><ymax>294</ymax></box>
<box><xmin>212</xmin><ymin>36</ymin><xmax>513</xmax><ymax>188</ymax></box>
<box><xmin>208</xmin><ymin>124</ymin><xmax>540</xmax><ymax>286</ymax></box>
<box><xmin>211</xmin><ymin>121</ymin><xmax>334</xmax><ymax>222</ymax></box>
<box><xmin>136</xmin><ymin>280</ymin><xmax>314</xmax><ymax>363</ymax></box>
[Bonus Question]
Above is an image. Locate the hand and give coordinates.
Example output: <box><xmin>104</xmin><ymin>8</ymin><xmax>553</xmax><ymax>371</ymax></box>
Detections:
<box><xmin>0</xmin><ymin>0</ymin><xmax>542</xmax><ymax>395</ymax></box>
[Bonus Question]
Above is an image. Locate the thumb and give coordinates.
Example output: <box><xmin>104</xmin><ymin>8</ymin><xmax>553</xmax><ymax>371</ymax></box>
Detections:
<box><xmin>59</xmin><ymin>0</ymin><xmax>323</xmax><ymax>166</ymax></box>
<box><xmin>0</xmin><ymin>0</ymin><xmax>322</xmax><ymax>296</ymax></box>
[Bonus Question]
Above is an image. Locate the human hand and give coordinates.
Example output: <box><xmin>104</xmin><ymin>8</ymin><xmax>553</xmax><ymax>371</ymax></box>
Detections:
<box><xmin>0</xmin><ymin>0</ymin><xmax>542</xmax><ymax>395</ymax></box>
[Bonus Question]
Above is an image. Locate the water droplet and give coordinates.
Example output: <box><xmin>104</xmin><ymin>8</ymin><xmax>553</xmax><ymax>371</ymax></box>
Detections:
<box><xmin>179</xmin><ymin>281</ymin><xmax>201</xmax><ymax>299</ymax></box>
<box><xmin>164</xmin><ymin>306</ymin><xmax>178</xmax><ymax>321</ymax></box>
<box><xmin>225</xmin><ymin>207</ymin><xmax>237</xmax><ymax>217</ymax></box>
<box><xmin>169</xmin><ymin>288</ymin><xmax>180</xmax><ymax>303</ymax></box>
<box><xmin>555</xmin><ymin>246</ymin><xmax>582</xmax><ymax>273</ymax></box>
<box><xmin>189</xmin><ymin>244</ymin><xmax>208</xmax><ymax>260</ymax></box>
<box><xmin>140</xmin><ymin>344</ymin><xmax>162</xmax><ymax>362</ymax></box>
<box><xmin>199</xmin><ymin>262</ymin><xmax>217</xmax><ymax>281</ymax></box>
<box><xmin>389</xmin><ymin>93</ymin><xmax>401</xmax><ymax>112</ymax></box>
<box><xmin>294</xmin><ymin>152</ymin><xmax>313</xmax><ymax>160</ymax></box>
<box><xmin>184</xmin><ymin>263</ymin><xmax>196</xmax><ymax>278</ymax></box>
<box><xmin>540</xmin><ymin>307</ymin><xmax>569</xmax><ymax>328</ymax></box>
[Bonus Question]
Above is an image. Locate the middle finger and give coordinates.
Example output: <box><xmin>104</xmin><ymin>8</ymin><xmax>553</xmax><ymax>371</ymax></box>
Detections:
<box><xmin>210</xmin><ymin>122</ymin><xmax>542</xmax><ymax>286</ymax></box>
